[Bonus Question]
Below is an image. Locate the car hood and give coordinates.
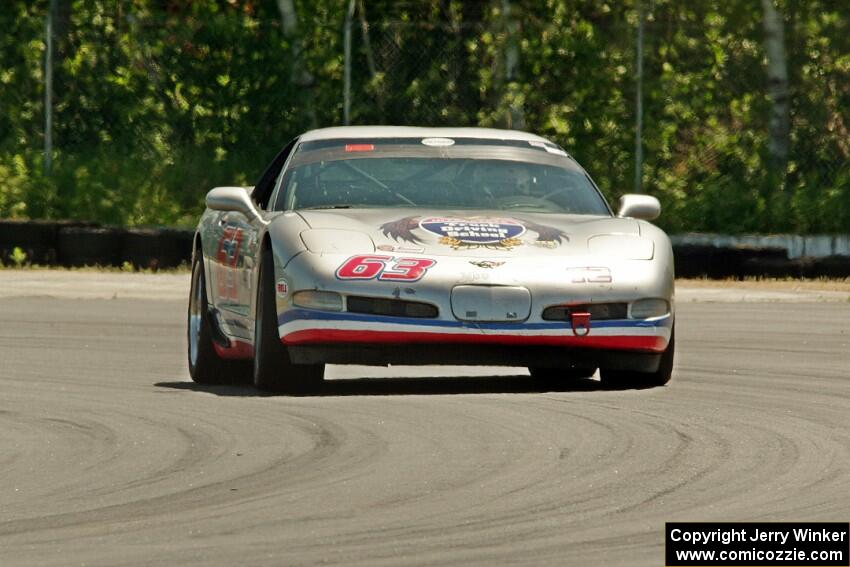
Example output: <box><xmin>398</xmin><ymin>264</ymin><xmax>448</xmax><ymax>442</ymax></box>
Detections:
<box><xmin>294</xmin><ymin>208</ymin><xmax>647</xmax><ymax>259</ymax></box>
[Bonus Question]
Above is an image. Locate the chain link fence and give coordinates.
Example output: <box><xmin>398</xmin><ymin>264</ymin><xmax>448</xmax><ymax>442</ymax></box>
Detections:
<box><xmin>346</xmin><ymin>22</ymin><xmax>486</xmax><ymax>126</ymax></box>
<box><xmin>1</xmin><ymin>2</ymin><xmax>847</xmax><ymax>233</ymax></box>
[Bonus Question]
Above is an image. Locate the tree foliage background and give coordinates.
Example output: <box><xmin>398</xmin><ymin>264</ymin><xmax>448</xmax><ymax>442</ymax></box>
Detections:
<box><xmin>0</xmin><ymin>0</ymin><xmax>848</xmax><ymax>233</ymax></box>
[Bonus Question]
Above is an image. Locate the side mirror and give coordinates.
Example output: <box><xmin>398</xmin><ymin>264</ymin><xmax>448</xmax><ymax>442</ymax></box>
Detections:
<box><xmin>617</xmin><ymin>194</ymin><xmax>661</xmax><ymax>221</ymax></box>
<box><xmin>205</xmin><ymin>186</ymin><xmax>263</xmax><ymax>221</ymax></box>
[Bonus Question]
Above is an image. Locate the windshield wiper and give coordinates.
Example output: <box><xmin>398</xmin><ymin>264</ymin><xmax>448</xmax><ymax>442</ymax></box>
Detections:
<box><xmin>340</xmin><ymin>161</ymin><xmax>417</xmax><ymax>206</ymax></box>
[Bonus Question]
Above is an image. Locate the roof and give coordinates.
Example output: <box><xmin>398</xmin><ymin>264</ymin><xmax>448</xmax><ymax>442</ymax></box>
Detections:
<box><xmin>299</xmin><ymin>125</ymin><xmax>553</xmax><ymax>144</ymax></box>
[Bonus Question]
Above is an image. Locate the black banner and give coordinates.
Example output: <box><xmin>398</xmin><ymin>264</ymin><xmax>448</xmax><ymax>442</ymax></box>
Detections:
<box><xmin>666</xmin><ymin>523</ymin><xmax>849</xmax><ymax>566</ymax></box>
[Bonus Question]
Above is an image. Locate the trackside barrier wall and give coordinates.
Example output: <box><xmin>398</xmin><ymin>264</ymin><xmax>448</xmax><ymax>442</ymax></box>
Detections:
<box><xmin>0</xmin><ymin>220</ymin><xmax>193</xmax><ymax>269</ymax></box>
<box><xmin>671</xmin><ymin>234</ymin><xmax>850</xmax><ymax>278</ymax></box>
<box><xmin>0</xmin><ymin>220</ymin><xmax>848</xmax><ymax>276</ymax></box>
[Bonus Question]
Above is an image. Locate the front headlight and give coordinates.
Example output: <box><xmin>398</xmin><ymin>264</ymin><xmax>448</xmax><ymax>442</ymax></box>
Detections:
<box><xmin>300</xmin><ymin>230</ymin><xmax>375</xmax><ymax>254</ymax></box>
<box><xmin>629</xmin><ymin>298</ymin><xmax>669</xmax><ymax>319</ymax></box>
<box><xmin>292</xmin><ymin>290</ymin><xmax>343</xmax><ymax>311</ymax></box>
<box><xmin>587</xmin><ymin>235</ymin><xmax>655</xmax><ymax>260</ymax></box>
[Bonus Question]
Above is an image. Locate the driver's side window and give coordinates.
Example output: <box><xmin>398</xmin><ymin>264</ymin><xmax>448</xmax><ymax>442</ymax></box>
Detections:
<box><xmin>268</xmin><ymin>163</ymin><xmax>292</xmax><ymax>208</ymax></box>
<box><xmin>251</xmin><ymin>139</ymin><xmax>297</xmax><ymax>210</ymax></box>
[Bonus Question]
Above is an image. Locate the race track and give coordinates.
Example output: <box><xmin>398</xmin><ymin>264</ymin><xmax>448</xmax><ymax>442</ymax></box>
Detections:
<box><xmin>0</xmin><ymin>279</ymin><xmax>848</xmax><ymax>566</ymax></box>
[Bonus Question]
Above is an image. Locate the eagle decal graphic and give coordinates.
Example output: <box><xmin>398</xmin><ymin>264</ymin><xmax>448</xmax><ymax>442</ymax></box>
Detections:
<box><xmin>380</xmin><ymin>216</ymin><xmax>424</xmax><ymax>244</ymax></box>
<box><xmin>379</xmin><ymin>216</ymin><xmax>568</xmax><ymax>250</ymax></box>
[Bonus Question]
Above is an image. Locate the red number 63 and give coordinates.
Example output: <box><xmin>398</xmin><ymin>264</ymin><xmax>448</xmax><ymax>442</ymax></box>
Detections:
<box><xmin>336</xmin><ymin>255</ymin><xmax>436</xmax><ymax>282</ymax></box>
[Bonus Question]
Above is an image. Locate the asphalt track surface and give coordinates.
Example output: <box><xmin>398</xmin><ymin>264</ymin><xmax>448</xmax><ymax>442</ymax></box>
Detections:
<box><xmin>1</xmin><ymin>281</ymin><xmax>848</xmax><ymax>565</ymax></box>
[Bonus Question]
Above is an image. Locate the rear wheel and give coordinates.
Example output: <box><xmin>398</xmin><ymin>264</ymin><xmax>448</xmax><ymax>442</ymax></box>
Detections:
<box><xmin>600</xmin><ymin>327</ymin><xmax>675</xmax><ymax>389</ymax></box>
<box><xmin>253</xmin><ymin>248</ymin><xmax>324</xmax><ymax>394</ymax></box>
<box><xmin>187</xmin><ymin>253</ymin><xmax>252</xmax><ymax>384</ymax></box>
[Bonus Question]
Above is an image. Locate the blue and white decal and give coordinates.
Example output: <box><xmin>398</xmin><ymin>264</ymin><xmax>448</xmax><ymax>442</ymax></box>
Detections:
<box><xmin>418</xmin><ymin>217</ymin><xmax>526</xmax><ymax>245</ymax></box>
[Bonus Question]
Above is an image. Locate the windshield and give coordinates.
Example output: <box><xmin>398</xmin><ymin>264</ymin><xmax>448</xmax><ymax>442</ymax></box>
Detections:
<box><xmin>272</xmin><ymin>138</ymin><xmax>610</xmax><ymax>215</ymax></box>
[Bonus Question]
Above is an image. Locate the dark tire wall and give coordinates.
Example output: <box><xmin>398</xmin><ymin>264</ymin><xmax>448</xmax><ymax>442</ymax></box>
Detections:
<box><xmin>0</xmin><ymin>220</ymin><xmax>95</xmax><ymax>266</ymax></box>
<box><xmin>58</xmin><ymin>227</ymin><xmax>127</xmax><ymax>267</ymax></box>
<box><xmin>0</xmin><ymin>220</ymin><xmax>193</xmax><ymax>269</ymax></box>
<box><xmin>122</xmin><ymin>228</ymin><xmax>193</xmax><ymax>270</ymax></box>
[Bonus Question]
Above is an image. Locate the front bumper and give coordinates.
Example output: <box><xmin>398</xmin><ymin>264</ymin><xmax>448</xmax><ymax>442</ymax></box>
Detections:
<box><xmin>273</xmin><ymin>242</ymin><xmax>674</xmax><ymax>368</ymax></box>
<box><xmin>279</xmin><ymin>309</ymin><xmax>672</xmax><ymax>368</ymax></box>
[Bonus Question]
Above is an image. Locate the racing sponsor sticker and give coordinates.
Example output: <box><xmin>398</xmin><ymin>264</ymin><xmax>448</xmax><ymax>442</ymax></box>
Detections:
<box><xmin>377</xmin><ymin>244</ymin><xmax>425</xmax><ymax>253</ymax></box>
<box><xmin>380</xmin><ymin>215</ymin><xmax>566</xmax><ymax>249</ymax></box>
<box><xmin>469</xmin><ymin>260</ymin><xmax>505</xmax><ymax>269</ymax></box>
<box><xmin>567</xmin><ymin>267</ymin><xmax>613</xmax><ymax>283</ymax></box>
<box><xmin>276</xmin><ymin>279</ymin><xmax>289</xmax><ymax>297</ymax></box>
<box><xmin>421</xmin><ymin>137</ymin><xmax>455</xmax><ymax>147</ymax></box>
<box><xmin>419</xmin><ymin>217</ymin><xmax>526</xmax><ymax>244</ymax></box>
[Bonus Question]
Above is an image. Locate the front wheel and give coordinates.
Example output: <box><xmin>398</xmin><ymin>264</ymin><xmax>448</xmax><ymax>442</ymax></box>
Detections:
<box><xmin>187</xmin><ymin>253</ymin><xmax>252</xmax><ymax>384</ymax></box>
<box><xmin>253</xmin><ymin>248</ymin><xmax>324</xmax><ymax>394</ymax></box>
<box><xmin>600</xmin><ymin>327</ymin><xmax>675</xmax><ymax>389</ymax></box>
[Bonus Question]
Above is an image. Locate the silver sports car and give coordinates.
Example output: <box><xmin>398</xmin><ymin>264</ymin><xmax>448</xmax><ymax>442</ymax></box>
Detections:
<box><xmin>188</xmin><ymin>126</ymin><xmax>674</xmax><ymax>393</ymax></box>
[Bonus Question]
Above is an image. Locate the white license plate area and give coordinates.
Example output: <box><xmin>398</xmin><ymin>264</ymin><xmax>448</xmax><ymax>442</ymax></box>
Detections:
<box><xmin>450</xmin><ymin>285</ymin><xmax>531</xmax><ymax>322</ymax></box>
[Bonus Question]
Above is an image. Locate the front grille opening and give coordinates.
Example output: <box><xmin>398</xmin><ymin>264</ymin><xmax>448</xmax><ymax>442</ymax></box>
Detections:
<box><xmin>542</xmin><ymin>302</ymin><xmax>627</xmax><ymax>321</ymax></box>
<box><xmin>347</xmin><ymin>296</ymin><xmax>439</xmax><ymax>318</ymax></box>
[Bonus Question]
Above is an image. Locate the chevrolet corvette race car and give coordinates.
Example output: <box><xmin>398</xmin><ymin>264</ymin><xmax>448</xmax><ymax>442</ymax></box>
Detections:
<box><xmin>188</xmin><ymin>126</ymin><xmax>675</xmax><ymax>393</ymax></box>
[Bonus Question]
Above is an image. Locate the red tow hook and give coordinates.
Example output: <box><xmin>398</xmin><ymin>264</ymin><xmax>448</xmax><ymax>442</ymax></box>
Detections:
<box><xmin>570</xmin><ymin>311</ymin><xmax>591</xmax><ymax>336</ymax></box>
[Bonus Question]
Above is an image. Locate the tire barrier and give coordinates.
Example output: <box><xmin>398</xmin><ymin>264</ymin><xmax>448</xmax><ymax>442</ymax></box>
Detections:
<box><xmin>0</xmin><ymin>219</ymin><xmax>847</xmax><ymax>276</ymax></box>
<box><xmin>0</xmin><ymin>220</ymin><xmax>192</xmax><ymax>269</ymax></box>
<box><xmin>0</xmin><ymin>220</ymin><xmax>58</xmax><ymax>266</ymax></box>
<box><xmin>0</xmin><ymin>220</ymin><xmax>96</xmax><ymax>266</ymax></box>
<box><xmin>673</xmin><ymin>241</ymin><xmax>850</xmax><ymax>278</ymax></box>
<box><xmin>673</xmin><ymin>245</ymin><xmax>791</xmax><ymax>278</ymax></box>
<box><xmin>57</xmin><ymin>227</ymin><xmax>128</xmax><ymax>267</ymax></box>
<box><xmin>158</xmin><ymin>228</ymin><xmax>194</xmax><ymax>268</ymax></box>
<box><xmin>121</xmin><ymin>228</ymin><xmax>193</xmax><ymax>270</ymax></box>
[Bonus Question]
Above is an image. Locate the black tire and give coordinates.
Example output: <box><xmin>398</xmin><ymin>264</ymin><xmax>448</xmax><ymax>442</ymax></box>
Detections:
<box><xmin>253</xmin><ymin>248</ymin><xmax>324</xmax><ymax>394</ymax></box>
<box><xmin>187</xmin><ymin>253</ymin><xmax>252</xmax><ymax>384</ymax></box>
<box><xmin>600</xmin><ymin>326</ymin><xmax>675</xmax><ymax>389</ymax></box>
<box><xmin>528</xmin><ymin>366</ymin><xmax>597</xmax><ymax>381</ymax></box>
